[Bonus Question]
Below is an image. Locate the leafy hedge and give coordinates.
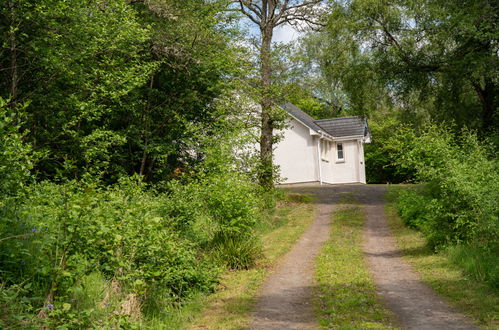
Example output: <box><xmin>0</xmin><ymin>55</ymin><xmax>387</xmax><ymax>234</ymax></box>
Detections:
<box><xmin>392</xmin><ymin>125</ymin><xmax>498</xmax><ymax>287</ymax></box>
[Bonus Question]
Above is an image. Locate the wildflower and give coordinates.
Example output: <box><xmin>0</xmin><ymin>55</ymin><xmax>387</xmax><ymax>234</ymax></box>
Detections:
<box><xmin>45</xmin><ymin>303</ymin><xmax>54</xmax><ymax>310</ymax></box>
<box><xmin>30</xmin><ymin>228</ymin><xmax>38</xmax><ymax>233</ymax></box>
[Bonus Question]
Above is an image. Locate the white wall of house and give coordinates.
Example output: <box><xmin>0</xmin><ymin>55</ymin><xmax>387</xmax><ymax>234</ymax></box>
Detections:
<box><xmin>274</xmin><ymin>118</ymin><xmax>319</xmax><ymax>183</ymax></box>
<box><xmin>274</xmin><ymin>119</ymin><xmax>368</xmax><ymax>185</ymax></box>
<box><xmin>358</xmin><ymin>141</ymin><xmax>366</xmax><ymax>184</ymax></box>
<box><xmin>330</xmin><ymin>140</ymin><xmax>360</xmax><ymax>184</ymax></box>
<box><xmin>319</xmin><ymin>139</ymin><xmax>334</xmax><ymax>184</ymax></box>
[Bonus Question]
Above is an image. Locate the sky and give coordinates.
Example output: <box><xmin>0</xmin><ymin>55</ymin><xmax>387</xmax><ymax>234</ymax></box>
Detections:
<box><xmin>243</xmin><ymin>19</ymin><xmax>301</xmax><ymax>44</ymax></box>
<box><xmin>273</xmin><ymin>24</ymin><xmax>300</xmax><ymax>43</ymax></box>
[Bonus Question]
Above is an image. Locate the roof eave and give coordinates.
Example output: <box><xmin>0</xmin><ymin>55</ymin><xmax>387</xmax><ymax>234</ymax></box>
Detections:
<box><xmin>332</xmin><ymin>135</ymin><xmax>365</xmax><ymax>141</ymax></box>
<box><xmin>286</xmin><ymin>112</ymin><xmax>318</xmax><ymax>132</ymax></box>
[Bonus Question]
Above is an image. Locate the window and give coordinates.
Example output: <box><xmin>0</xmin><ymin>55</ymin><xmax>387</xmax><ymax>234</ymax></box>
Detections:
<box><xmin>336</xmin><ymin>143</ymin><xmax>344</xmax><ymax>162</ymax></box>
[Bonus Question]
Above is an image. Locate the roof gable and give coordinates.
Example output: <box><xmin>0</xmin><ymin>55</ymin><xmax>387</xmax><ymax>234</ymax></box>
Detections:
<box><xmin>280</xmin><ymin>102</ymin><xmax>322</xmax><ymax>132</ymax></box>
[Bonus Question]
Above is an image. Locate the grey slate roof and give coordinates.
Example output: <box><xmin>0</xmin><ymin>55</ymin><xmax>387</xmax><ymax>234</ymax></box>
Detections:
<box><xmin>315</xmin><ymin>117</ymin><xmax>368</xmax><ymax>138</ymax></box>
<box><xmin>280</xmin><ymin>102</ymin><xmax>322</xmax><ymax>132</ymax></box>
<box><xmin>280</xmin><ymin>102</ymin><xmax>369</xmax><ymax>138</ymax></box>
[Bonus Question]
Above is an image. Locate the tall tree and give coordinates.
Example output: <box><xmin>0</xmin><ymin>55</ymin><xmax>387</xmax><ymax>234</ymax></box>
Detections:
<box><xmin>125</xmin><ymin>0</ymin><xmax>242</xmax><ymax>182</ymax></box>
<box><xmin>303</xmin><ymin>0</ymin><xmax>498</xmax><ymax>133</ymax></box>
<box><xmin>231</xmin><ymin>0</ymin><xmax>324</xmax><ymax>189</ymax></box>
<box><xmin>0</xmin><ymin>0</ymin><xmax>242</xmax><ymax>183</ymax></box>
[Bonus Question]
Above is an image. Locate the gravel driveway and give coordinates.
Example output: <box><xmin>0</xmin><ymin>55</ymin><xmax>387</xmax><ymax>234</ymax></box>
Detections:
<box><xmin>249</xmin><ymin>184</ymin><xmax>476</xmax><ymax>330</ymax></box>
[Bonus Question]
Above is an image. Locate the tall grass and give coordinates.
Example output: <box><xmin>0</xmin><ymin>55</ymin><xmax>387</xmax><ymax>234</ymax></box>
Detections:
<box><xmin>445</xmin><ymin>245</ymin><xmax>499</xmax><ymax>289</ymax></box>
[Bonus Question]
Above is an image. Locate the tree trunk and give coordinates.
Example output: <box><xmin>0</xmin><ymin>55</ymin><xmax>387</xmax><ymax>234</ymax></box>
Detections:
<box><xmin>235</xmin><ymin>0</ymin><xmax>320</xmax><ymax>189</ymax></box>
<box><xmin>259</xmin><ymin>24</ymin><xmax>274</xmax><ymax>190</ymax></box>
<box><xmin>473</xmin><ymin>78</ymin><xmax>497</xmax><ymax>133</ymax></box>
<box><xmin>139</xmin><ymin>75</ymin><xmax>155</xmax><ymax>177</ymax></box>
<box><xmin>139</xmin><ymin>141</ymin><xmax>148</xmax><ymax>177</ymax></box>
<box><xmin>9</xmin><ymin>0</ymin><xmax>18</xmax><ymax>101</ymax></box>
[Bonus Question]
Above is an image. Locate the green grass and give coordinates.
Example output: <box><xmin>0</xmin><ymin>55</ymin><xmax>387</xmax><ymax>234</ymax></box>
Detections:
<box><xmin>445</xmin><ymin>245</ymin><xmax>498</xmax><ymax>287</ymax></box>
<box><xmin>385</xmin><ymin>186</ymin><xmax>499</xmax><ymax>329</ymax></box>
<box><xmin>314</xmin><ymin>205</ymin><xmax>397</xmax><ymax>329</ymax></box>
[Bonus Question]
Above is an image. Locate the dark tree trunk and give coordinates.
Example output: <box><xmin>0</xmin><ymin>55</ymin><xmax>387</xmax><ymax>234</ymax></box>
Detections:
<box><xmin>473</xmin><ymin>78</ymin><xmax>497</xmax><ymax>133</ymax></box>
<box><xmin>9</xmin><ymin>0</ymin><xmax>18</xmax><ymax>101</ymax></box>
<box><xmin>258</xmin><ymin>20</ymin><xmax>274</xmax><ymax>190</ymax></box>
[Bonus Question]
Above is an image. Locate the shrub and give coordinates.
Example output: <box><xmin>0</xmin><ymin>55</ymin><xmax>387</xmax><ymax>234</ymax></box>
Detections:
<box><xmin>365</xmin><ymin>117</ymin><xmax>419</xmax><ymax>183</ymax></box>
<box><xmin>0</xmin><ymin>178</ymin><xmax>220</xmax><ymax>327</ymax></box>
<box><xmin>212</xmin><ymin>235</ymin><xmax>263</xmax><ymax>270</ymax></box>
<box><xmin>159</xmin><ymin>172</ymin><xmax>264</xmax><ymax>270</ymax></box>
<box><xmin>393</xmin><ymin>124</ymin><xmax>498</xmax><ymax>251</ymax></box>
<box><xmin>396</xmin><ymin>188</ymin><xmax>450</xmax><ymax>248</ymax></box>
<box><xmin>0</xmin><ymin>98</ymin><xmax>34</xmax><ymax>200</ymax></box>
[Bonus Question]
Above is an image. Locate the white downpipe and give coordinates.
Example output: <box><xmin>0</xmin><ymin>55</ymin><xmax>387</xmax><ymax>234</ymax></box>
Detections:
<box><xmin>317</xmin><ymin>137</ymin><xmax>323</xmax><ymax>185</ymax></box>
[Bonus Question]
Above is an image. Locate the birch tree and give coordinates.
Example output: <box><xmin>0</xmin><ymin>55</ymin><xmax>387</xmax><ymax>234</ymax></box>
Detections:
<box><xmin>231</xmin><ymin>0</ymin><xmax>324</xmax><ymax>189</ymax></box>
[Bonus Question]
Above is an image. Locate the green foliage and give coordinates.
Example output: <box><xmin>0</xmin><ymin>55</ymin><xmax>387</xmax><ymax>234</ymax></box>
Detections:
<box><xmin>364</xmin><ymin>114</ymin><xmax>419</xmax><ymax>183</ymax></box>
<box><xmin>0</xmin><ymin>0</ymin><xmax>244</xmax><ymax>183</ymax></box>
<box><xmin>0</xmin><ymin>98</ymin><xmax>33</xmax><ymax>199</ymax></box>
<box><xmin>291</xmin><ymin>0</ymin><xmax>497</xmax><ymax>153</ymax></box>
<box><xmin>445</xmin><ymin>245</ymin><xmax>499</xmax><ymax>289</ymax></box>
<box><xmin>0</xmin><ymin>134</ymin><xmax>269</xmax><ymax>326</ymax></box>
<box><xmin>393</xmin><ymin>125</ymin><xmax>498</xmax><ymax>252</ymax></box>
<box><xmin>161</xmin><ymin>174</ymin><xmax>264</xmax><ymax>270</ymax></box>
<box><xmin>0</xmin><ymin>178</ymin><xmax>223</xmax><ymax>327</ymax></box>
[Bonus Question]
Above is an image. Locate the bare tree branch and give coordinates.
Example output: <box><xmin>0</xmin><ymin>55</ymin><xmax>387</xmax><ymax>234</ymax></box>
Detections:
<box><xmin>238</xmin><ymin>1</ymin><xmax>261</xmax><ymax>25</ymax></box>
<box><xmin>240</xmin><ymin>0</ymin><xmax>263</xmax><ymax>17</ymax></box>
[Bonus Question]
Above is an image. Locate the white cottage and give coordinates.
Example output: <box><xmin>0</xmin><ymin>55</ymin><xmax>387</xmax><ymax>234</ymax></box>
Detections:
<box><xmin>275</xmin><ymin>103</ymin><xmax>371</xmax><ymax>185</ymax></box>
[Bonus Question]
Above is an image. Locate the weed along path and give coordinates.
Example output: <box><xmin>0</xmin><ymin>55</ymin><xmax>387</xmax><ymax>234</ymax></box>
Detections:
<box><xmin>250</xmin><ymin>184</ymin><xmax>477</xmax><ymax>330</ymax></box>
<box><xmin>249</xmin><ymin>197</ymin><xmax>334</xmax><ymax>329</ymax></box>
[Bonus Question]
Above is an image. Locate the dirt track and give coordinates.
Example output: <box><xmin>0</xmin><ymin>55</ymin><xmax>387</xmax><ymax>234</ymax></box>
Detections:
<box><xmin>249</xmin><ymin>184</ymin><xmax>476</xmax><ymax>330</ymax></box>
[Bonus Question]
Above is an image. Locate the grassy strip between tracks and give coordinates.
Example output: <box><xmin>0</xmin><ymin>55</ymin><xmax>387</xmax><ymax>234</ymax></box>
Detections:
<box><xmin>314</xmin><ymin>204</ymin><xmax>398</xmax><ymax>329</ymax></box>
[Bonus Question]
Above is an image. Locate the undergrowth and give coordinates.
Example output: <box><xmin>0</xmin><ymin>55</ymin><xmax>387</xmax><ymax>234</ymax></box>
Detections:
<box><xmin>0</xmin><ymin>173</ymin><xmax>271</xmax><ymax>328</ymax></box>
<box><xmin>389</xmin><ymin>126</ymin><xmax>498</xmax><ymax>289</ymax></box>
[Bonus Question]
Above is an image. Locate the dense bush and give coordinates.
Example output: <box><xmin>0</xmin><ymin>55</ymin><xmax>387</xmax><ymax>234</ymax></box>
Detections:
<box><xmin>0</xmin><ymin>98</ymin><xmax>34</xmax><ymax>199</ymax></box>
<box><xmin>0</xmin><ymin>169</ymin><xmax>268</xmax><ymax>326</ymax></box>
<box><xmin>395</xmin><ymin>126</ymin><xmax>498</xmax><ymax>249</ymax></box>
<box><xmin>365</xmin><ymin>116</ymin><xmax>418</xmax><ymax>183</ymax></box>
<box><xmin>0</xmin><ymin>179</ymin><xmax>221</xmax><ymax>327</ymax></box>
<box><xmin>393</xmin><ymin>125</ymin><xmax>498</xmax><ymax>286</ymax></box>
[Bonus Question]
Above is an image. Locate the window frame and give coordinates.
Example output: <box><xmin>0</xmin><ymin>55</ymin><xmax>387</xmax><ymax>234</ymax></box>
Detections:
<box><xmin>336</xmin><ymin>142</ymin><xmax>345</xmax><ymax>163</ymax></box>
